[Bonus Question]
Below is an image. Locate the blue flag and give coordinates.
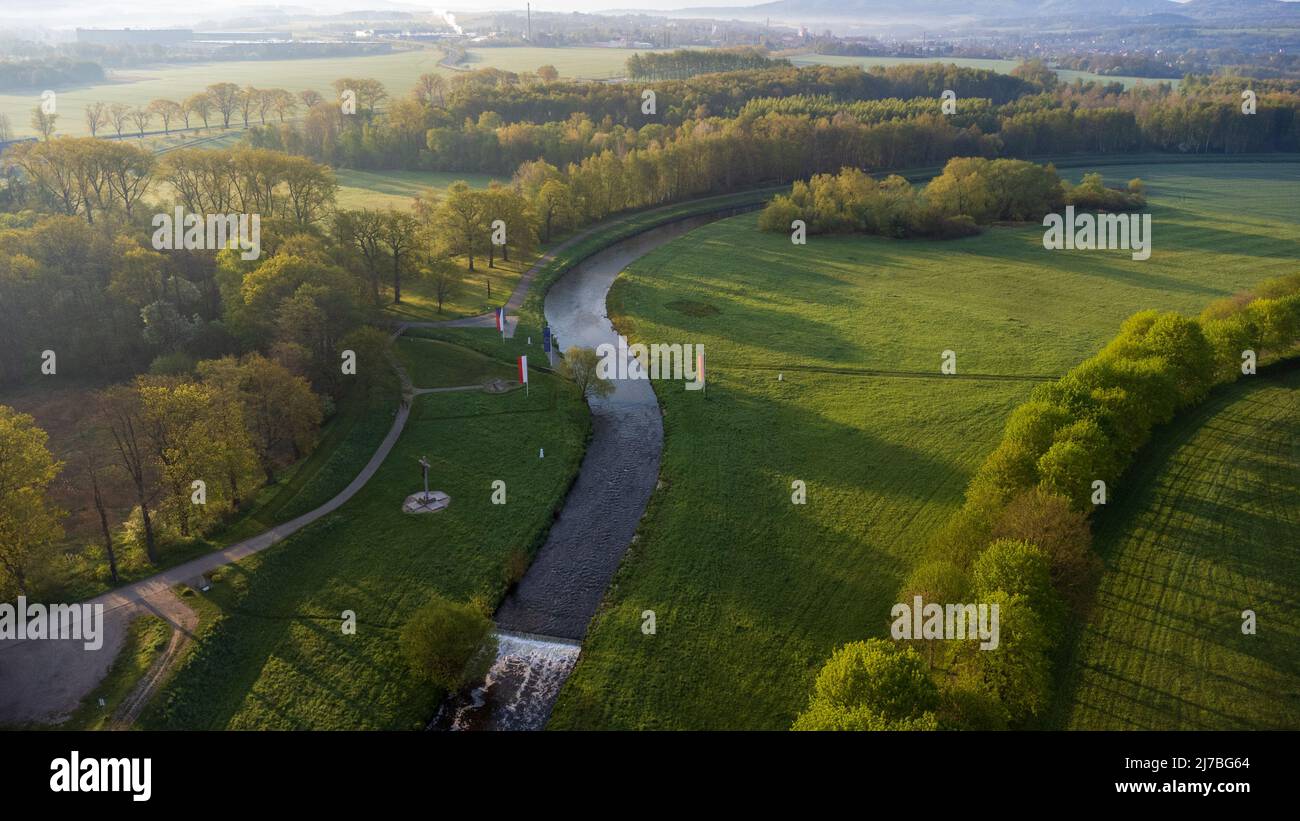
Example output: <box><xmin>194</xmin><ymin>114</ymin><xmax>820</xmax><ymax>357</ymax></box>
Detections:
<box><xmin>543</xmin><ymin>325</ymin><xmax>552</xmax><ymax>353</ymax></box>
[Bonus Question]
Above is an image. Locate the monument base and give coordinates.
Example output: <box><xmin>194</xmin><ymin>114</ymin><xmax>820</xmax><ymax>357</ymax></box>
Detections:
<box><xmin>402</xmin><ymin>490</ymin><xmax>450</xmax><ymax>514</ymax></box>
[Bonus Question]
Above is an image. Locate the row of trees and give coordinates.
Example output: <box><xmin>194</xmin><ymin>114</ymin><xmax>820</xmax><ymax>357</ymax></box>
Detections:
<box><xmin>29</xmin><ymin>80</ymin><xmax>369</xmax><ymax>145</ymax></box>
<box><xmin>626</xmin><ymin>48</ymin><xmax>787</xmax><ymax>81</ymax></box>
<box><xmin>758</xmin><ymin>159</ymin><xmax>1145</xmax><ymax>240</ymax></box>
<box><xmin>0</xmin><ymin>137</ymin><xmax>528</xmax><ymax>391</ymax></box>
<box><xmin>800</xmin><ymin>271</ymin><xmax>1300</xmax><ymax>730</ymax></box>
<box><xmin>5</xmin><ymin>139</ymin><xmax>337</xmax><ymax>227</ymax></box>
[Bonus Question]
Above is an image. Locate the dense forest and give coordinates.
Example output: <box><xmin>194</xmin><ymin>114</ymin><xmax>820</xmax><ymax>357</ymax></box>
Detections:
<box><xmin>235</xmin><ymin>63</ymin><xmax>1299</xmax><ymax>180</ymax></box>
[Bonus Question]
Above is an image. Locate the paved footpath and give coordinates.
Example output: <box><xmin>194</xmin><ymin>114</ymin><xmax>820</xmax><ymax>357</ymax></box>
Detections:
<box><xmin>0</xmin><ymin>401</ymin><xmax>411</xmax><ymax>725</ymax></box>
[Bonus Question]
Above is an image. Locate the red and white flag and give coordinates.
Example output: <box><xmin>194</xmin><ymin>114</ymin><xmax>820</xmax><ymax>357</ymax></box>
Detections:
<box><xmin>518</xmin><ymin>355</ymin><xmax>528</xmax><ymax>385</ymax></box>
<box><xmin>496</xmin><ymin>308</ymin><xmax>505</xmax><ymax>334</ymax></box>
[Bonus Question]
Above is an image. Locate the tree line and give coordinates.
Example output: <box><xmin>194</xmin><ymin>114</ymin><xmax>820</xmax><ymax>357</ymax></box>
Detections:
<box><xmin>0</xmin><ymin>57</ymin><xmax>104</xmax><ymax>91</ymax></box>
<box><xmin>237</xmin><ymin>63</ymin><xmax>1297</xmax><ymax>185</ymax></box>
<box><xmin>758</xmin><ymin>159</ymin><xmax>1145</xmax><ymax>240</ymax></box>
<box><xmin>625</xmin><ymin>48</ymin><xmax>788</xmax><ymax>81</ymax></box>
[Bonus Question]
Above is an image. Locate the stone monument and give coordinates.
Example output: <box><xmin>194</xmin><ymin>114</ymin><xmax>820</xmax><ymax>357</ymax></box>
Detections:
<box><xmin>403</xmin><ymin>455</ymin><xmax>450</xmax><ymax>513</ymax></box>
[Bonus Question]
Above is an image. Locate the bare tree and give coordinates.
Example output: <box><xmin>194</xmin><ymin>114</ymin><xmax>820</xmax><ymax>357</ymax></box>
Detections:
<box><xmin>428</xmin><ymin>257</ymin><xmax>461</xmax><ymax>314</ymax></box>
<box><xmin>30</xmin><ymin>105</ymin><xmax>57</xmax><ymax>141</ymax></box>
<box><xmin>84</xmin><ymin>101</ymin><xmax>107</xmax><ymax>136</ymax></box>
<box><xmin>107</xmin><ymin>102</ymin><xmax>131</xmax><ymax>137</ymax></box>
<box><xmin>128</xmin><ymin>107</ymin><xmax>152</xmax><ymax>138</ymax></box>
<box><xmin>98</xmin><ymin>386</ymin><xmax>159</xmax><ymax>564</ymax></box>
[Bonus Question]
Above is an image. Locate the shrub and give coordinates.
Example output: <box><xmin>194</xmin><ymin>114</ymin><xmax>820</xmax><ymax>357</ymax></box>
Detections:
<box><xmin>148</xmin><ymin>351</ymin><xmax>196</xmax><ymax>376</ymax></box>
<box><xmin>793</xmin><ymin>639</ymin><xmax>939</xmax><ymax>731</ymax></box>
<box><xmin>399</xmin><ymin>593</ymin><xmax>497</xmax><ymax>692</ymax></box>
<box><xmin>756</xmin><ymin>195</ymin><xmax>802</xmax><ymax>233</ymax></box>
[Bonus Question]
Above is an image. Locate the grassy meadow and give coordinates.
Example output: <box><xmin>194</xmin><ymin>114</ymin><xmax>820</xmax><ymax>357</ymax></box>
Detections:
<box><xmin>548</xmin><ymin>160</ymin><xmax>1300</xmax><ymax>729</ymax></box>
<box><xmin>141</xmin><ymin>356</ymin><xmax>589</xmax><ymax>729</ymax></box>
<box><xmin>1059</xmin><ymin>365</ymin><xmax>1300</xmax><ymax>730</ymax></box>
<box><xmin>395</xmin><ymin>337</ymin><xmax>518</xmax><ymax>388</ymax></box>
<box><xmin>333</xmin><ymin>168</ymin><xmax>499</xmax><ymax>212</ymax></box>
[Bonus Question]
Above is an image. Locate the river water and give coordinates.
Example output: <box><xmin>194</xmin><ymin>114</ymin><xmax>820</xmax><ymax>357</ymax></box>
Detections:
<box><xmin>444</xmin><ymin>208</ymin><xmax>757</xmax><ymax>731</ymax></box>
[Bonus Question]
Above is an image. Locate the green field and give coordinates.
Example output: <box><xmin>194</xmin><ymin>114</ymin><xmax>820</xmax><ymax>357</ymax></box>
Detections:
<box><xmin>141</xmin><ymin>353</ymin><xmax>588</xmax><ymax>729</ymax></box>
<box><xmin>548</xmin><ymin>160</ymin><xmax>1300</xmax><ymax>729</ymax></box>
<box><xmin>381</xmin><ymin>250</ymin><xmax>532</xmax><ymax>323</ymax></box>
<box><xmin>395</xmin><ymin>337</ymin><xmax>518</xmax><ymax>388</ymax></box>
<box><xmin>334</xmin><ymin>168</ymin><xmax>499</xmax><ymax>212</ymax></box>
<box><xmin>789</xmin><ymin>54</ymin><xmax>1179</xmax><ymax>90</ymax></box>
<box><xmin>1060</xmin><ymin>366</ymin><xmax>1300</xmax><ymax>730</ymax></box>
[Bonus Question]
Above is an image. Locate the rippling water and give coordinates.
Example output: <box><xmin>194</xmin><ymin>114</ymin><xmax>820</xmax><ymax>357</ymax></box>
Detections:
<box><xmin>439</xmin><ymin>631</ymin><xmax>581</xmax><ymax>731</ymax></box>
<box><xmin>438</xmin><ymin>208</ymin><xmax>757</xmax><ymax>731</ymax></box>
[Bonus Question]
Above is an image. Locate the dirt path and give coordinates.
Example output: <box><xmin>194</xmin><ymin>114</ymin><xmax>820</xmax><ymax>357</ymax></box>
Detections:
<box><xmin>109</xmin><ymin>590</ymin><xmax>198</xmax><ymax>730</ymax></box>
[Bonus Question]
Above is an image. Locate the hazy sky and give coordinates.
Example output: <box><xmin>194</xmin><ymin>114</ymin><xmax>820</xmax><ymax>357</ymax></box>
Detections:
<box><xmin>0</xmin><ymin>0</ymin><xmax>1256</xmax><ymax>31</ymax></box>
<box><xmin>1</xmin><ymin>0</ymin><xmax>771</xmax><ymax>30</ymax></box>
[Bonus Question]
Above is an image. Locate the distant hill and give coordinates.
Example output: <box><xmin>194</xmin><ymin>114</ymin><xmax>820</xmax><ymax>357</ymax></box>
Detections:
<box><xmin>683</xmin><ymin>0</ymin><xmax>1300</xmax><ymax>24</ymax></box>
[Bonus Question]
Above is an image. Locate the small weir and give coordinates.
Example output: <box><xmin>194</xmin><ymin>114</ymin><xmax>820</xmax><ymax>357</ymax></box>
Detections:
<box><xmin>436</xmin><ymin>631</ymin><xmax>581</xmax><ymax>731</ymax></box>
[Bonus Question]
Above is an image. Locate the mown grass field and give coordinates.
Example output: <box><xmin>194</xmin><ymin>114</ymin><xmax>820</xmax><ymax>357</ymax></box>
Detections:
<box><xmin>1059</xmin><ymin>365</ymin><xmax>1300</xmax><ymax>730</ymax></box>
<box><xmin>141</xmin><ymin>358</ymin><xmax>588</xmax><ymax>729</ymax></box>
<box><xmin>333</xmin><ymin>168</ymin><xmax>499</xmax><ymax>212</ymax></box>
<box><xmin>788</xmin><ymin>54</ymin><xmax>1178</xmax><ymax>90</ymax></box>
<box><xmin>395</xmin><ymin>337</ymin><xmax>518</xmax><ymax>388</ymax></box>
<box><xmin>548</xmin><ymin>160</ymin><xmax>1300</xmax><ymax>729</ymax></box>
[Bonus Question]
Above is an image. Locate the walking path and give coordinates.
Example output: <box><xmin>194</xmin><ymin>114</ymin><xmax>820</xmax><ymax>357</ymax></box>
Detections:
<box><xmin>109</xmin><ymin>589</ymin><xmax>197</xmax><ymax>730</ymax></box>
<box><xmin>0</xmin><ymin>400</ymin><xmax>412</xmax><ymax>725</ymax></box>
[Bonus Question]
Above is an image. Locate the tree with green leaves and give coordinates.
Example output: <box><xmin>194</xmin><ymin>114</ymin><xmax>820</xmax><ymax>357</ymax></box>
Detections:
<box><xmin>198</xmin><ymin>354</ymin><xmax>322</xmax><ymax>482</ymax></box>
<box><xmin>400</xmin><ymin>594</ymin><xmax>497</xmax><ymax>691</ymax></box>
<box><xmin>435</xmin><ymin>181</ymin><xmax>489</xmax><ymax>272</ymax></box>
<box><xmin>967</xmin><ymin>590</ymin><xmax>1054</xmax><ymax>724</ymax></box>
<box><xmin>559</xmin><ymin>346</ymin><xmax>614</xmax><ymax>400</ymax></box>
<box><xmin>793</xmin><ymin>639</ymin><xmax>939</xmax><ymax>731</ymax></box>
<box><xmin>0</xmin><ymin>406</ymin><xmax>65</xmax><ymax>596</ymax></box>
